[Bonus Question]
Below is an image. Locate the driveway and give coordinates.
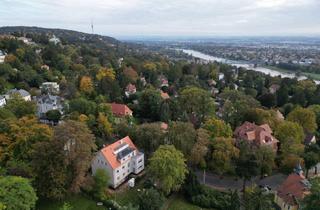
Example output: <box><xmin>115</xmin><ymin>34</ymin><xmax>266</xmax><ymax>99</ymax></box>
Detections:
<box><xmin>195</xmin><ymin>170</ymin><xmax>287</xmax><ymax>191</ymax></box>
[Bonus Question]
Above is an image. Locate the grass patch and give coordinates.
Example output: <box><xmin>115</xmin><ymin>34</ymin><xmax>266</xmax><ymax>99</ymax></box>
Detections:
<box><xmin>37</xmin><ymin>195</ymin><xmax>104</xmax><ymax>210</ymax></box>
<box><xmin>166</xmin><ymin>195</ymin><xmax>205</xmax><ymax>210</ymax></box>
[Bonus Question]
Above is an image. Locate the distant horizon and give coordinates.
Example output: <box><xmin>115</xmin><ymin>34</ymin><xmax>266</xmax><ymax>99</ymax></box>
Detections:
<box><xmin>2</xmin><ymin>25</ymin><xmax>320</xmax><ymax>42</ymax></box>
<box><xmin>1</xmin><ymin>0</ymin><xmax>319</xmax><ymax>37</ymax></box>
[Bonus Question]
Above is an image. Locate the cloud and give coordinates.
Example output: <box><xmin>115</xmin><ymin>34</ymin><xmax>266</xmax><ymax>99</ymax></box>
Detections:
<box><xmin>0</xmin><ymin>0</ymin><xmax>319</xmax><ymax>36</ymax></box>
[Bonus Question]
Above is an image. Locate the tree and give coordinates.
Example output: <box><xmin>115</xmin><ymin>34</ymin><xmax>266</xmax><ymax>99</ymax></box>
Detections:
<box><xmin>149</xmin><ymin>145</ymin><xmax>188</xmax><ymax>195</ymax></box>
<box><xmin>235</xmin><ymin>143</ymin><xmax>259</xmax><ymax>195</ymax></box>
<box><xmin>138</xmin><ymin>188</ymin><xmax>164</xmax><ymax>210</ymax></box>
<box><xmin>302</xmin><ymin>177</ymin><xmax>320</xmax><ymax>210</ymax></box>
<box><xmin>203</xmin><ymin>117</ymin><xmax>232</xmax><ymax>139</ymax></box>
<box><xmin>0</xmin><ymin>176</ymin><xmax>37</xmax><ymax>210</ymax></box>
<box><xmin>243</xmin><ymin>108</ymin><xmax>280</xmax><ymax>130</ymax></box>
<box><xmin>167</xmin><ymin>122</ymin><xmax>196</xmax><ymax>158</ymax></box>
<box><xmin>256</xmin><ymin>146</ymin><xmax>275</xmax><ymax>178</ymax></box>
<box><xmin>31</xmin><ymin>120</ymin><xmax>96</xmax><ymax>199</ymax></box>
<box><xmin>179</xmin><ymin>87</ymin><xmax>215</xmax><ymax>125</ymax></box>
<box><xmin>275</xmin><ymin>121</ymin><xmax>305</xmax><ymax>156</ymax></box>
<box><xmin>244</xmin><ymin>185</ymin><xmax>274</xmax><ymax>210</ymax></box>
<box><xmin>46</xmin><ymin>110</ymin><xmax>62</xmax><ymax>122</ymax></box>
<box><xmin>220</xmin><ymin>89</ymin><xmax>260</xmax><ymax>127</ymax></box>
<box><xmin>138</xmin><ymin>88</ymin><xmax>162</xmax><ymax>121</ymax></box>
<box><xmin>93</xmin><ymin>169</ymin><xmax>109</xmax><ymax>199</ymax></box>
<box><xmin>210</xmin><ymin>137</ymin><xmax>239</xmax><ymax>175</ymax></box>
<box><xmin>5</xmin><ymin>96</ymin><xmax>36</xmax><ymax>118</ymax></box>
<box><xmin>190</xmin><ymin>129</ymin><xmax>210</xmax><ymax>167</ymax></box>
<box><xmin>79</xmin><ymin>76</ymin><xmax>94</xmax><ymax>94</ymax></box>
<box><xmin>287</xmin><ymin>107</ymin><xmax>317</xmax><ymax>133</ymax></box>
<box><xmin>96</xmin><ymin>67</ymin><xmax>115</xmax><ymax>81</ymax></box>
<box><xmin>59</xmin><ymin>203</ymin><xmax>73</xmax><ymax>210</ymax></box>
<box><xmin>0</xmin><ymin>116</ymin><xmax>53</xmax><ymax>164</ymax></box>
<box><xmin>303</xmin><ymin>151</ymin><xmax>319</xmax><ymax>178</ymax></box>
<box><xmin>308</xmin><ymin>105</ymin><xmax>320</xmax><ymax>129</ymax></box>
<box><xmin>97</xmin><ymin>112</ymin><xmax>113</xmax><ymax>139</ymax></box>
<box><xmin>134</xmin><ymin>123</ymin><xmax>165</xmax><ymax>157</ymax></box>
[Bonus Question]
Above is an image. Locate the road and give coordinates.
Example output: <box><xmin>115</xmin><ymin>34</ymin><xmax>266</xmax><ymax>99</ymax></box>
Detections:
<box><xmin>195</xmin><ymin>170</ymin><xmax>287</xmax><ymax>191</ymax></box>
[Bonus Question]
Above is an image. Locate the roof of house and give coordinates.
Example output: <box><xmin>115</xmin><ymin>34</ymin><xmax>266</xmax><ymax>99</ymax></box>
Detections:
<box><xmin>160</xmin><ymin>122</ymin><xmax>168</xmax><ymax>130</ymax></box>
<box><xmin>160</xmin><ymin>91</ymin><xmax>170</xmax><ymax>99</ymax></box>
<box><xmin>234</xmin><ymin>121</ymin><xmax>278</xmax><ymax>148</ymax></box>
<box><xmin>6</xmin><ymin>88</ymin><xmax>30</xmax><ymax>97</ymax></box>
<box><xmin>100</xmin><ymin>136</ymin><xmax>137</xmax><ymax>169</ymax></box>
<box><xmin>277</xmin><ymin>173</ymin><xmax>311</xmax><ymax>206</ymax></box>
<box><xmin>110</xmin><ymin>103</ymin><xmax>132</xmax><ymax>117</ymax></box>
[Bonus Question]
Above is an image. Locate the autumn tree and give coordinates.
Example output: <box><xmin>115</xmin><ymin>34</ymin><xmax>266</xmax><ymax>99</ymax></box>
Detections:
<box><xmin>96</xmin><ymin>67</ymin><xmax>115</xmax><ymax>81</ymax></box>
<box><xmin>149</xmin><ymin>145</ymin><xmax>188</xmax><ymax>195</ymax></box>
<box><xmin>0</xmin><ymin>176</ymin><xmax>37</xmax><ymax>210</ymax></box>
<box><xmin>79</xmin><ymin>76</ymin><xmax>94</xmax><ymax>94</ymax></box>
<box><xmin>32</xmin><ymin>120</ymin><xmax>96</xmax><ymax>199</ymax></box>
<box><xmin>287</xmin><ymin>107</ymin><xmax>317</xmax><ymax>133</ymax></box>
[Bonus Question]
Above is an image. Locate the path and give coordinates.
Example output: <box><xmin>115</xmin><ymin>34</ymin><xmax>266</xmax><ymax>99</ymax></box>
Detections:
<box><xmin>195</xmin><ymin>170</ymin><xmax>287</xmax><ymax>191</ymax></box>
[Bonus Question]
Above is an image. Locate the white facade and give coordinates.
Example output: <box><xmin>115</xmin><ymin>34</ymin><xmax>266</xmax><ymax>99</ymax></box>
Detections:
<box><xmin>0</xmin><ymin>96</ymin><xmax>6</xmax><ymax>107</ymax></box>
<box><xmin>0</xmin><ymin>51</ymin><xmax>6</xmax><ymax>63</ymax></box>
<box><xmin>40</xmin><ymin>82</ymin><xmax>60</xmax><ymax>94</ymax></box>
<box><xmin>92</xmin><ymin>137</ymin><xmax>144</xmax><ymax>188</ymax></box>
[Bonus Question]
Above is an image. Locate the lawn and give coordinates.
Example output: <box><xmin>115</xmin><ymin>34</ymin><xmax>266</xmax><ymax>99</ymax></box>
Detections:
<box><xmin>37</xmin><ymin>195</ymin><xmax>104</xmax><ymax>210</ymax></box>
<box><xmin>165</xmin><ymin>195</ymin><xmax>206</xmax><ymax>210</ymax></box>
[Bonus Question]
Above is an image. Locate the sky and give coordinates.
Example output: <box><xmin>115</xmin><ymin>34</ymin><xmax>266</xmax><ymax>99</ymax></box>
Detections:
<box><xmin>1</xmin><ymin>0</ymin><xmax>320</xmax><ymax>38</ymax></box>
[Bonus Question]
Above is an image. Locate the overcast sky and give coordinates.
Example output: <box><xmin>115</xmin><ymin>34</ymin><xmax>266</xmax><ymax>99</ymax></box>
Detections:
<box><xmin>1</xmin><ymin>0</ymin><xmax>320</xmax><ymax>38</ymax></box>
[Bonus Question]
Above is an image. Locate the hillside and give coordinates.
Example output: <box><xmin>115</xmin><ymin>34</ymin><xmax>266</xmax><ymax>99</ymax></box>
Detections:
<box><xmin>0</xmin><ymin>26</ymin><xmax>119</xmax><ymax>45</ymax></box>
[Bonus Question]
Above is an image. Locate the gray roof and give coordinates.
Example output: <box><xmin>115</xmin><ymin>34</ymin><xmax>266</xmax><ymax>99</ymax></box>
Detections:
<box><xmin>6</xmin><ymin>88</ymin><xmax>30</xmax><ymax>97</ymax></box>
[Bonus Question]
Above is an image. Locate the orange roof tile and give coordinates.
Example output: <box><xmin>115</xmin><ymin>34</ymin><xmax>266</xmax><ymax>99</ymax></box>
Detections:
<box><xmin>101</xmin><ymin>136</ymin><xmax>137</xmax><ymax>169</ymax></box>
<box><xmin>110</xmin><ymin>103</ymin><xmax>133</xmax><ymax>117</ymax></box>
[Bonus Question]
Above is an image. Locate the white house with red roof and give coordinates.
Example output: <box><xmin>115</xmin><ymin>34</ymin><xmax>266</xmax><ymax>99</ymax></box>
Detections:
<box><xmin>91</xmin><ymin>136</ymin><xmax>144</xmax><ymax>188</ymax></box>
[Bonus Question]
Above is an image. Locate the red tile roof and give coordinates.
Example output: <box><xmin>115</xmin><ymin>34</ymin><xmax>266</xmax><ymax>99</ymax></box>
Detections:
<box><xmin>160</xmin><ymin>91</ymin><xmax>170</xmax><ymax>99</ymax></box>
<box><xmin>101</xmin><ymin>136</ymin><xmax>137</xmax><ymax>169</ymax></box>
<box><xmin>277</xmin><ymin>173</ymin><xmax>310</xmax><ymax>206</ymax></box>
<box><xmin>110</xmin><ymin>103</ymin><xmax>133</xmax><ymax>117</ymax></box>
<box><xmin>234</xmin><ymin>121</ymin><xmax>278</xmax><ymax>151</ymax></box>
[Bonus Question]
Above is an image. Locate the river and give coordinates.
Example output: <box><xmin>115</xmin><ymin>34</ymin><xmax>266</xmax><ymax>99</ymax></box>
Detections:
<box><xmin>181</xmin><ymin>49</ymin><xmax>320</xmax><ymax>84</ymax></box>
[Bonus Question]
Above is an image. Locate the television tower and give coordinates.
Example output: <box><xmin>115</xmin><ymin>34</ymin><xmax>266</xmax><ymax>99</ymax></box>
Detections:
<box><xmin>91</xmin><ymin>19</ymin><xmax>94</xmax><ymax>34</ymax></box>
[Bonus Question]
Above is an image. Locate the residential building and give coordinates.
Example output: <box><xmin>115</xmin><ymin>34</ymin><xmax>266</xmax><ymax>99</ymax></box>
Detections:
<box><xmin>40</xmin><ymin>65</ymin><xmax>50</xmax><ymax>71</ymax></box>
<box><xmin>4</xmin><ymin>89</ymin><xmax>31</xmax><ymax>101</ymax></box>
<box><xmin>34</xmin><ymin>94</ymin><xmax>63</xmax><ymax>118</ymax></box>
<box><xmin>158</xmin><ymin>75</ymin><xmax>169</xmax><ymax>87</ymax></box>
<box><xmin>49</xmin><ymin>35</ymin><xmax>61</xmax><ymax>45</ymax></box>
<box><xmin>40</xmin><ymin>82</ymin><xmax>60</xmax><ymax>94</ymax></box>
<box><xmin>91</xmin><ymin>136</ymin><xmax>144</xmax><ymax>188</ymax></box>
<box><xmin>275</xmin><ymin>166</ymin><xmax>311</xmax><ymax>210</ymax></box>
<box><xmin>125</xmin><ymin>83</ymin><xmax>137</xmax><ymax>97</ymax></box>
<box><xmin>0</xmin><ymin>50</ymin><xmax>6</xmax><ymax>63</ymax></box>
<box><xmin>269</xmin><ymin>84</ymin><xmax>280</xmax><ymax>94</ymax></box>
<box><xmin>160</xmin><ymin>91</ymin><xmax>170</xmax><ymax>100</ymax></box>
<box><xmin>234</xmin><ymin>121</ymin><xmax>278</xmax><ymax>152</ymax></box>
<box><xmin>0</xmin><ymin>96</ymin><xmax>6</xmax><ymax>107</ymax></box>
<box><xmin>110</xmin><ymin>103</ymin><xmax>133</xmax><ymax>123</ymax></box>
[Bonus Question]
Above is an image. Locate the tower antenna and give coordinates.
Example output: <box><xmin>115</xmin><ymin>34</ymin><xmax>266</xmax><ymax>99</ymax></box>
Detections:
<box><xmin>91</xmin><ymin>19</ymin><xmax>94</xmax><ymax>34</ymax></box>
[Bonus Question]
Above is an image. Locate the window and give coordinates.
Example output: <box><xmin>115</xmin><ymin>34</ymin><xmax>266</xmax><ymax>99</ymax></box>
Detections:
<box><xmin>138</xmin><ymin>165</ymin><xmax>143</xmax><ymax>169</ymax></box>
<box><xmin>138</xmin><ymin>159</ymin><xmax>142</xmax><ymax>163</ymax></box>
<box><xmin>116</xmin><ymin>170</ymin><xmax>119</xmax><ymax>173</ymax></box>
<box><xmin>128</xmin><ymin>162</ymin><xmax>130</xmax><ymax>167</ymax></box>
<box><xmin>127</xmin><ymin>169</ymin><xmax>129</xmax><ymax>173</ymax></box>
<box><xmin>117</xmin><ymin>177</ymin><xmax>120</xmax><ymax>180</ymax></box>
<box><xmin>122</xmin><ymin>165</ymin><xmax>125</xmax><ymax>169</ymax></box>
<box><xmin>123</xmin><ymin>173</ymin><xmax>125</xmax><ymax>176</ymax></box>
